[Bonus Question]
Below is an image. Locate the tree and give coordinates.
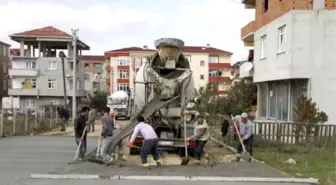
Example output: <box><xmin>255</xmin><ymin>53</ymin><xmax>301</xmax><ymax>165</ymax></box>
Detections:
<box><xmin>293</xmin><ymin>96</ymin><xmax>328</xmax><ymax>124</ymax></box>
<box><xmin>218</xmin><ymin>80</ymin><xmax>257</xmax><ymax>116</ymax></box>
<box><xmin>88</xmin><ymin>91</ymin><xmax>108</xmax><ymax>112</ymax></box>
<box><xmin>191</xmin><ymin>83</ymin><xmax>220</xmax><ymax>123</ymax></box>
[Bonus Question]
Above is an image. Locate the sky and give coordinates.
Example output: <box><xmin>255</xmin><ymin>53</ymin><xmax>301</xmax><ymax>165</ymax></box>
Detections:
<box><xmin>0</xmin><ymin>0</ymin><xmax>255</xmax><ymax>61</ymax></box>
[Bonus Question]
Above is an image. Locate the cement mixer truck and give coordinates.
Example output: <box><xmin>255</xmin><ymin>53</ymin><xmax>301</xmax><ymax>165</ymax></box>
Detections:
<box><xmin>105</xmin><ymin>38</ymin><xmax>199</xmax><ymax>157</ymax></box>
<box><xmin>107</xmin><ymin>91</ymin><xmax>134</xmax><ymax>120</ymax></box>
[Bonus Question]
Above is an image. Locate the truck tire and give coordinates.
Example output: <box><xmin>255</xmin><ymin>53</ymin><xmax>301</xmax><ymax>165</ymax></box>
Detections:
<box><xmin>178</xmin><ymin>147</ymin><xmax>195</xmax><ymax>157</ymax></box>
<box><xmin>130</xmin><ymin>147</ymin><xmax>139</xmax><ymax>155</ymax></box>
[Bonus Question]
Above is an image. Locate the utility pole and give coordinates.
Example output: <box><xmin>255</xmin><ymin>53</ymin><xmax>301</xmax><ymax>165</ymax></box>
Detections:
<box><xmin>59</xmin><ymin>51</ymin><xmax>67</xmax><ymax>107</ymax></box>
<box><xmin>71</xmin><ymin>29</ymin><xmax>79</xmax><ymax>124</ymax></box>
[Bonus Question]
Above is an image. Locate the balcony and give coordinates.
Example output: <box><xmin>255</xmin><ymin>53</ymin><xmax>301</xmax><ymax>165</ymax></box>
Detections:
<box><xmin>66</xmin><ymin>89</ymin><xmax>85</xmax><ymax>97</ymax></box>
<box><xmin>241</xmin><ymin>21</ymin><xmax>256</xmax><ymax>46</ymax></box>
<box><xmin>242</xmin><ymin>0</ymin><xmax>256</xmax><ymax>9</ymax></box>
<box><xmin>208</xmin><ymin>63</ymin><xmax>231</xmax><ymax>69</ymax></box>
<box><xmin>208</xmin><ymin>76</ymin><xmax>231</xmax><ymax>83</ymax></box>
<box><xmin>9</xmin><ymin>69</ymin><xmax>39</xmax><ymax>77</ymax></box>
<box><xmin>9</xmin><ymin>88</ymin><xmax>39</xmax><ymax>96</ymax></box>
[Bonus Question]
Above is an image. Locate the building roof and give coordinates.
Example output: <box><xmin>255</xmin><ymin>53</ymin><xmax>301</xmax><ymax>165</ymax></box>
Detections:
<box><xmin>105</xmin><ymin>46</ymin><xmax>232</xmax><ymax>55</ymax></box>
<box><xmin>82</xmin><ymin>55</ymin><xmax>105</xmax><ymax>61</ymax></box>
<box><xmin>0</xmin><ymin>40</ymin><xmax>11</xmax><ymax>46</ymax></box>
<box><xmin>9</xmin><ymin>26</ymin><xmax>90</xmax><ymax>50</ymax></box>
<box><xmin>10</xmin><ymin>26</ymin><xmax>72</xmax><ymax>38</ymax></box>
<box><xmin>183</xmin><ymin>46</ymin><xmax>232</xmax><ymax>55</ymax></box>
<box><xmin>105</xmin><ymin>47</ymin><xmax>156</xmax><ymax>53</ymax></box>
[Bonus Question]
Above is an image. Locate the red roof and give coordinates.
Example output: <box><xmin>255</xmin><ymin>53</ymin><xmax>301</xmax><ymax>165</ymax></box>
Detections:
<box><xmin>183</xmin><ymin>46</ymin><xmax>232</xmax><ymax>55</ymax></box>
<box><xmin>10</xmin><ymin>26</ymin><xmax>72</xmax><ymax>38</ymax></box>
<box><xmin>105</xmin><ymin>47</ymin><xmax>155</xmax><ymax>53</ymax></box>
<box><xmin>105</xmin><ymin>46</ymin><xmax>232</xmax><ymax>55</ymax></box>
<box><xmin>82</xmin><ymin>55</ymin><xmax>105</xmax><ymax>61</ymax></box>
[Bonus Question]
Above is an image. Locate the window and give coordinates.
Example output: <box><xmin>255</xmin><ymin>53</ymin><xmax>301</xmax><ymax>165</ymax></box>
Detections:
<box><xmin>200</xmin><ymin>74</ymin><xmax>204</xmax><ymax>80</ymax></box>
<box><xmin>50</xmin><ymin>100</ymin><xmax>59</xmax><ymax>105</ymax></box>
<box><xmin>117</xmin><ymin>83</ymin><xmax>130</xmax><ymax>91</ymax></box>
<box><xmin>184</xmin><ymin>55</ymin><xmax>191</xmax><ymax>63</ymax></box>
<box><xmin>260</xmin><ymin>35</ymin><xmax>267</xmax><ymax>59</ymax></box>
<box><xmin>117</xmin><ymin>56</ymin><xmax>130</xmax><ymax>66</ymax></box>
<box><xmin>264</xmin><ymin>0</ymin><xmax>269</xmax><ymax>12</ymax></box>
<box><xmin>290</xmin><ymin>79</ymin><xmax>308</xmax><ymax>120</ymax></box>
<box><xmin>209</xmin><ymin>69</ymin><xmax>221</xmax><ymax>77</ymax></box>
<box><xmin>48</xmin><ymin>61</ymin><xmax>57</xmax><ymax>70</ymax></box>
<box><xmin>3</xmin><ymin>63</ymin><xmax>6</xmax><ymax>73</ymax></box>
<box><xmin>278</xmin><ymin>25</ymin><xmax>286</xmax><ymax>53</ymax></box>
<box><xmin>3</xmin><ymin>46</ymin><xmax>6</xmax><ymax>56</ymax></box>
<box><xmin>93</xmin><ymin>63</ymin><xmax>102</xmax><ymax>68</ymax></box>
<box><xmin>25</xmin><ymin>79</ymin><xmax>37</xmax><ymax>88</ymax></box>
<box><xmin>209</xmin><ymin>56</ymin><xmax>219</xmax><ymax>63</ymax></box>
<box><xmin>48</xmin><ymin>79</ymin><xmax>57</xmax><ymax>89</ymax></box>
<box><xmin>259</xmin><ymin>83</ymin><xmax>267</xmax><ymax>117</ymax></box>
<box><xmin>118</xmin><ymin>70</ymin><xmax>129</xmax><ymax>79</ymax></box>
<box><xmin>26</xmin><ymin>99</ymin><xmax>36</xmax><ymax>108</ymax></box>
<box><xmin>134</xmin><ymin>57</ymin><xmax>142</xmax><ymax>68</ymax></box>
<box><xmin>276</xmin><ymin>81</ymin><xmax>289</xmax><ymax>121</ymax></box>
<box><xmin>3</xmin><ymin>79</ymin><xmax>6</xmax><ymax>90</ymax></box>
<box><xmin>26</xmin><ymin>61</ymin><xmax>36</xmax><ymax>69</ymax></box>
<box><xmin>268</xmin><ymin>82</ymin><xmax>277</xmax><ymax>118</ymax></box>
<box><xmin>200</xmin><ymin>60</ymin><xmax>205</xmax><ymax>66</ymax></box>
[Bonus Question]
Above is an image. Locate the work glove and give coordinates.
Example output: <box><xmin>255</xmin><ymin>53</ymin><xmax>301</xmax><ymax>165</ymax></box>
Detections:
<box><xmin>98</xmin><ymin>136</ymin><xmax>103</xmax><ymax>141</ymax></box>
<box><xmin>127</xmin><ymin>142</ymin><xmax>134</xmax><ymax>148</ymax></box>
<box><xmin>184</xmin><ymin>137</ymin><xmax>190</xmax><ymax>142</ymax></box>
<box><xmin>240</xmin><ymin>138</ymin><xmax>244</xmax><ymax>143</ymax></box>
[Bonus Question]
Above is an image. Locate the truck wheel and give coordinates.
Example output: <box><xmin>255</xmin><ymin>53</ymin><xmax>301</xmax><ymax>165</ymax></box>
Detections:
<box><xmin>178</xmin><ymin>147</ymin><xmax>195</xmax><ymax>157</ymax></box>
<box><xmin>130</xmin><ymin>147</ymin><xmax>139</xmax><ymax>155</ymax></box>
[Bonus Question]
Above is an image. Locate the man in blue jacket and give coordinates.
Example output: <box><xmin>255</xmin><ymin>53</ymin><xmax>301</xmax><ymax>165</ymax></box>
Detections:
<box><xmin>236</xmin><ymin>113</ymin><xmax>253</xmax><ymax>162</ymax></box>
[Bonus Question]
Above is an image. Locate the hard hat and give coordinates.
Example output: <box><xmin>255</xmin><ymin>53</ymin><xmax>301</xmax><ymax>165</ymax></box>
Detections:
<box><xmin>241</xmin><ymin>113</ymin><xmax>248</xmax><ymax>120</ymax></box>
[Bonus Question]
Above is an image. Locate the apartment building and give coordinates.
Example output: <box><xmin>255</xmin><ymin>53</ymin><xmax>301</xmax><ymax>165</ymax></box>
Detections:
<box><xmin>241</xmin><ymin>0</ymin><xmax>336</xmax><ymax>123</ymax></box>
<box><xmin>183</xmin><ymin>45</ymin><xmax>233</xmax><ymax>94</ymax></box>
<box><xmin>0</xmin><ymin>41</ymin><xmax>10</xmax><ymax>102</ymax></box>
<box><xmin>104</xmin><ymin>45</ymin><xmax>233</xmax><ymax>96</ymax></box>
<box><xmin>82</xmin><ymin>55</ymin><xmax>106</xmax><ymax>94</ymax></box>
<box><xmin>8</xmin><ymin>26</ymin><xmax>89</xmax><ymax>110</ymax></box>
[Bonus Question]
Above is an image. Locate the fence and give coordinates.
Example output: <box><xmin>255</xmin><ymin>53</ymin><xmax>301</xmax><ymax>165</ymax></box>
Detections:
<box><xmin>0</xmin><ymin>105</ymin><xmax>60</xmax><ymax>137</ymax></box>
<box><xmin>210</xmin><ymin>115</ymin><xmax>336</xmax><ymax>148</ymax></box>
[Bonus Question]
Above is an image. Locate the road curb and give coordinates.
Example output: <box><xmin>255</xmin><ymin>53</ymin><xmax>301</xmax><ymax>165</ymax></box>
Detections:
<box><xmin>30</xmin><ymin>174</ymin><xmax>319</xmax><ymax>183</ymax></box>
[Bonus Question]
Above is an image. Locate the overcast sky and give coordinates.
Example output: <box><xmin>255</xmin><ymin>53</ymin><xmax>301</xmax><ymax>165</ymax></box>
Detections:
<box><xmin>0</xmin><ymin>0</ymin><xmax>255</xmax><ymax>61</ymax></box>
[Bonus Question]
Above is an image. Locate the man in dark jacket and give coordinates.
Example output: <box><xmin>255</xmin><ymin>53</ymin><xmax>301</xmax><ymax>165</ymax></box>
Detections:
<box><xmin>74</xmin><ymin>106</ymin><xmax>90</xmax><ymax>160</ymax></box>
<box><xmin>57</xmin><ymin>107</ymin><xmax>70</xmax><ymax>131</ymax></box>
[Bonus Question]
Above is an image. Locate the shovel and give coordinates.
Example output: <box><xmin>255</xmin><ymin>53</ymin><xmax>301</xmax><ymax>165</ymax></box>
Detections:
<box><xmin>68</xmin><ymin>126</ymin><xmax>88</xmax><ymax>164</ymax></box>
<box><xmin>181</xmin><ymin>111</ymin><xmax>190</xmax><ymax>165</ymax></box>
<box><xmin>231</xmin><ymin>115</ymin><xmax>251</xmax><ymax>162</ymax></box>
<box><xmin>87</xmin><ymin>138</ymin><xmax>106</xmax><ymax>164</ymax></box>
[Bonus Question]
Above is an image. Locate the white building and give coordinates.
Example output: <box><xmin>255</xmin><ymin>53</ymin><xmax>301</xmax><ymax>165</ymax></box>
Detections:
<box><xmin>241</xmin><ymin>0</ymin><xmax>336</xmax><ymax>124</ymax></box>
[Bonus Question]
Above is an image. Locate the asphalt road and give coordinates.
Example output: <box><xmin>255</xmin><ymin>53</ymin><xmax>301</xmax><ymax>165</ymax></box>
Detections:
<box><xmin>0</xmin><ymin>133</ymin><xmax>311</xmax><ymax>185</ymax></box>
<box><xmin>20</xmin><ymin>179</ymin><xmax>309</xmax><ymax>185</ymax></box>
<box><xmin>0</xmin><ymin>136</ymin><xmax>96</xmax><ymax>185</ymax></box>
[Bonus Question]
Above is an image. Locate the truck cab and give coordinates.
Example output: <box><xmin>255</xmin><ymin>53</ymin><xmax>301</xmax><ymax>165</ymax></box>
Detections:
<box><xmin>107</xmin><ymin>91</ymin><xmax>133</xmax><ymax>120</ymax></box>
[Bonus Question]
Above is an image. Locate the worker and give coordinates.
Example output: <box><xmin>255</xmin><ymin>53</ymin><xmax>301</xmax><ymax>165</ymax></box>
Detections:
<box><xmin>185</xmin><ymin>115</ymin><xmax>210</xmax><ymax>165</ymax></box>
<box><xmin>56</xmin><ymin>106</ymin><xmax>69</xmax><ymax>132</ymax></box>
<box><xmin>235</xmin><ymin>113</ymin><xmax>253</xmax><ymax>162</ymax></box>
<box><xmin>74</xmin><ymin>106</ymin><xmax>90</xmax><ymax>161</ymax></box>
<box><xmin>99</xmin><ymin>107</ymin><xmax>115</xmax><ymax>164</ymax></box>
<box><xmin>128</xmin><ymin>116</ymin><xmax>162</xmax><ymax>168</ymax></box>
<box><xmin>87</xmin><ymin>105</ymin><xmax>97</xmax><ymax>132</ymax></box>
<box><xmin>109</xmin><ymin>109</ymin><xmax>126</xmax><ymax>161</ymax></box>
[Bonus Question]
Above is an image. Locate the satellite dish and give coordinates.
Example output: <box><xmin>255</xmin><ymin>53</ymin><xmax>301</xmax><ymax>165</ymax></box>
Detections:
<box><xmin>241</xmin><ymin>62</ymin><xmax>253</xmax><ymax>72</ymax></box>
